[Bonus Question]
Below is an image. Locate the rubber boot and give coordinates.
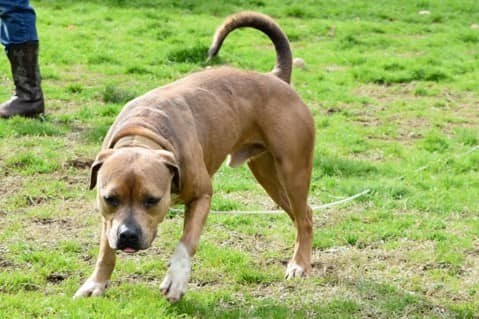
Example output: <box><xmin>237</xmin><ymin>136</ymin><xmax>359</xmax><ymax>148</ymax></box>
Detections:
<box><xmin>0</xmin><ymin>41</ymin><xmax>44</xmax><ymax>118</ymax></box>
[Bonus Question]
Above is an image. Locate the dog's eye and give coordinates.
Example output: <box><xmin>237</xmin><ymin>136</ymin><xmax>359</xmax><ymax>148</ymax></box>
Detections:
<box><xmin>144</xmin><ymin>197</ymin><xmax>160</xmax><ymax>208</ymax></box>
<box><xmin>103</xmin><ymin>195</ymin><xmax>120</xmax><ymax>207</ymax></box>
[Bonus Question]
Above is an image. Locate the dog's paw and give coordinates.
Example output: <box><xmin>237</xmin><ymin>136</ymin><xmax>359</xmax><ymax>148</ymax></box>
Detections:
<box><xmin>160</xmin><ymin>272</ymin><xmax>188</xmax><ymax>303</ymax></box>
<box><xmin>74</xmin><ymin>279</ymin><xmax>109</xmax><ymax>298</ymax></box>
<box><xmin>285</xmin><ymin>263</ymin><xmax>306</xmax><ymax>279</ymax></box>
<box><xmin>160</xmin><ymin>243</ymin><xmax>191</xmax><ymax>303</ymax></box>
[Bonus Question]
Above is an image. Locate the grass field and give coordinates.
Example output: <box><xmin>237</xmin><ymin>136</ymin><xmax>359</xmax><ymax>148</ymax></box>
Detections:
<box><xmin>1</xmin><ymin>0</ymin><xmax>479</xmax><ymax>317</ymax></box>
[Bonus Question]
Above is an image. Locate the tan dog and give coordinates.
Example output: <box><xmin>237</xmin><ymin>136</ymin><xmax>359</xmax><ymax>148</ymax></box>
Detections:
<box><xmin>74</xmin><ymin>11</ymin><xmax>315</xmax><ymax>302</ymax></box>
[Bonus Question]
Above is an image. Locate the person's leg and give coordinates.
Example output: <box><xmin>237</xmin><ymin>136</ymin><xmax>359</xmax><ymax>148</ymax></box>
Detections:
<box><xmin>0</xmin><ymin>0</ymin><xmax>39</xmax><ymax>46</ymax></box>
<box><xmin>0</xmin><ymin>0</ymin><xmax>44</xmax><ymax>118</ymax></box>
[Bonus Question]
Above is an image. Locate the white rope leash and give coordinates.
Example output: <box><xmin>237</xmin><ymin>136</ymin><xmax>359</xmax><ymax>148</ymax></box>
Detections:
<box><xmin>168</xmin><ymin>188</ymin><xmax>370</xmax><ymax>215</ymax></box>
<box><xmin>310</xmin><ymin>188</ymin><xmax>370</xmax><ymax>210</ymax></box>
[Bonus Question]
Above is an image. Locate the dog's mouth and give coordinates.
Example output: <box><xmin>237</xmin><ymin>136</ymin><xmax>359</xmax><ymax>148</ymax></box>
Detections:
<box><xmin>121</xmin><ymin>247</ymin><xmax>138</xmax><ymax>254</ymax></box>
<box><xmin>116</xmin><ymin>239</ymin><xmax>143</xmax><ymax>253</ymax></box>
<box><xmin>117</xmin><ymin>241</ymin><xmax>145</xmax><ymax>253</ymax></box>
<box><xmin>112</xmin><ymin>236</ymin><xmax>151</xmax><ymax>254</ymax></box>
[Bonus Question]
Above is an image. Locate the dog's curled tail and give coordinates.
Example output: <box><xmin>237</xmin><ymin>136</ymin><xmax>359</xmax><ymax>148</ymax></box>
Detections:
<box><xmin>208</xmin><ymin>11</ymin><xmax>292</xmax><ymax>84</ymax></box>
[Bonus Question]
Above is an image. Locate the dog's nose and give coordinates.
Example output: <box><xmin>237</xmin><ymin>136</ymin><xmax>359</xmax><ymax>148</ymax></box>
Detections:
<box><xmin>119</xmin><ymin>227</ymin><xmax>138</xmax><ymax>242</ymax></box>
<box><xmin>117</xmin><ymin>223</ymin><xmax>141</xmax><ymax>251</ymax></box>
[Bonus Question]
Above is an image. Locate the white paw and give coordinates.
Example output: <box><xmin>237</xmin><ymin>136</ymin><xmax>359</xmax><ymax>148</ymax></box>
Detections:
<box><xmin>285</xmin><ymin>263</ymin><xmax>306</xmax><ymax>279</ymax></box>
<box><xmin>160</xmin><ymin>243</ymin><xmax>191</xmax><ymax>303</ymax></box>
<box><xmin>74</xmin><ymin>279</ymin><xmax>109</xmax><ymax>298</ymax></box>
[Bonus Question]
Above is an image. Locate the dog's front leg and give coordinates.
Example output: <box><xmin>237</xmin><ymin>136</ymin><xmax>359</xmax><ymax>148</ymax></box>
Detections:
<box><xmin>160</xmin><ymin>194</ymin><xmax>211</xmax><ymax>302</ymax></box>
<box><xmin>74</xmin><ymin>221</ymin><xmax>116</xmax><ymax>298</ymax></box>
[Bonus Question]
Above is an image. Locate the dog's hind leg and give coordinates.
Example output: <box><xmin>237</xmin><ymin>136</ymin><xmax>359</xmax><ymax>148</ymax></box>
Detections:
<box><xmin>276</xmin><ymin>154</ymin><xmax>313</xmax><ymax>278</ymax></box>
<box><xmin>248</xmin><ymin>151</ymin><xmax>313</xmax><ymax>278</ymax></box>
<box><xmin>248</xmin><ymin>152</ymin><xmax>293</xmax><ymax>219</ymax></box>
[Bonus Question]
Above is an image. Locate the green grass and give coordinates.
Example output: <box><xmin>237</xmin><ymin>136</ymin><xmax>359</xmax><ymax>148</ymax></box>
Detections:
<box><xmin>1</xmin><ymin>0</ymin><xmax>479</xmax><ymax>317</ymax></box>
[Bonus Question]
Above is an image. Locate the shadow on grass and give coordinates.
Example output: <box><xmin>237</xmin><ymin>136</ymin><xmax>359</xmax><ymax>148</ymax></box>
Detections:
<box><xmin>164</xmin><ymin>278</ymin><xmax>469</xmax><ymax>318</ymax></box>
<box><xmin>171</xmin><ymin>292</ymin><xmax>359</xmax><ymax>319</ymax></box>
<box><xmin>0</xmin><ymin>270</ymin><xmax>472</xmax><ymax>318</ymax></box>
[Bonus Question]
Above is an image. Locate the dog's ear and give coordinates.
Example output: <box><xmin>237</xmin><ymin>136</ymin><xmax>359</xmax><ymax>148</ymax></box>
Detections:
<box><xmin>90</xmin><ymin>149</ymin><xmax>114</xmax><ymax>190</ymax></box>
<box><xmin>156</xmin><ymin>150</ymin><xmax>181</xmax><ymax>193</ymax></box>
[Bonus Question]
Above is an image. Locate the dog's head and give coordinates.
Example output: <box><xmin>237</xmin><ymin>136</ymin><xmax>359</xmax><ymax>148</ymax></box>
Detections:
<box><xmin>89</xmin><ymin>147</ymin><xmax>180</xmax><ymax>253</ymax></box>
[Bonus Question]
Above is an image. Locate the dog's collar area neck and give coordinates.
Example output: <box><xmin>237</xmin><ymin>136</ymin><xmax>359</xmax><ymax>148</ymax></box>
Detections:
<box><xmin>113</xmin><ymin>135</ymin><xmax>164</xmax><ymax>150</ymax></box>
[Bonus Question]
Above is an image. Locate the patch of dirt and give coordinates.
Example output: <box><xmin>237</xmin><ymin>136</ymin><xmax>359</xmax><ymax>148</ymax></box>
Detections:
<box><xmin>25</xmin><ymin>195</ymin><xmax>53</xmax><ymax>206</ymax></box>
<box><xmin>219</xmin><ymin>191</ymin><xmax>277</xmax><ymax>211</ymax></box>
<box><xmin>0</xmin><ymin>246</ymin><xmax>17</xmax><ymax>268</ymax></box>
<box><xmin>311</xmin><ymin>237</ymin><xmax>478</xmax><ymax>306</ymax></box>
<box><xmin>326</xmin><ymin>106</ymin><xmax>342</xmax><ymax>114</ymax></box>
<box><xmin>64</xmin><ymin>158</ymin><xmax>93</xmax><ymax>170</ymax></box>
<box><xmin>0</xmin><ymin>176</ymin><xmax>25</xmax><ymax>204</ymax></box>
<box><xmin>353</xmin><ymin>84</ymin><xmax>479</xmax><ymax>143</ymax></box>
<box><xmin>23</xmin><ymin>199</ymin><xmax>98</xmax><ymax>246</ymax></box>
<box><xmin>216</xmin><ymin>230</ymin><xmax>276</xmax><ymax>255</ymax></box>
<box><xmin>33</xmin><ymin>217</ymin><xmax>70</xmax><ymax>226</ymax></box>
<box><xmin>0</xmin><ymin>258</ymin><xmax>15</xmax><ymax>268</ymax></box>
<box><xmin>122</xmin><ymin>273</ymin><xmax>161</xmax><ymax>284</ymax></box>
<box><xmin>46</xmin><ymin>273</ymin><xmax>68</xmax><ymax>284</ymax></box>
<box><xmin>313</xmin><ymin>205</ymin><xmax>369</xmax><ymax>229</ymax></box>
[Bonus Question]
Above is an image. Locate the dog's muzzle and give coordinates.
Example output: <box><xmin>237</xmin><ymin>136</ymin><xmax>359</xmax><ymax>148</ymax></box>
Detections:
<box><xmin>116</xmin><ymin>222</ymin><xmax>143</xmax><ymax>253</ymax></box>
